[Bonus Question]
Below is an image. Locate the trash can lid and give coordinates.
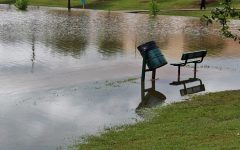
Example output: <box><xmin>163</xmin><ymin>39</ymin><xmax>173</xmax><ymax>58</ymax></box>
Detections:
<box><xmin>137</xmin><ymin>41</ymin><xmax>158</xmax><ymax>53</ymax></box>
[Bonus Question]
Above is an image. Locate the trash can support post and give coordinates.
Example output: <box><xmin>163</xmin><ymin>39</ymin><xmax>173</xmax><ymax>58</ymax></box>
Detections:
<box><xmin>152</xmin><ymin>69</ymin><xmax>156</xmax><ymax>89</ymax></box>
<box><xmin>141</xmin><ymin>52</ymin><xmax>147</xmax><ymax>82</ymax></box>
<box><xmin>141</xmin><ymin>52</ymin><xmax>147</xmax><ymax>100</ymax></box>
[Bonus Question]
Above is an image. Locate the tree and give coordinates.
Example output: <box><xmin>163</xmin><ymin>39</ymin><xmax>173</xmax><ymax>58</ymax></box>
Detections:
<box><xmin>204</xmin><ymin>1</ymin><xmax>240</xmax><ymax>42</ymax></box>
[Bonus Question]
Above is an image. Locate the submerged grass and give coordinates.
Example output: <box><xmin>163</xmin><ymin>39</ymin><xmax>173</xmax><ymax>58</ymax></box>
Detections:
<box><xmin>75</xmin><ymin>90</ymin><xmax>240</xmax><ymax>149</ymax></box>
<box><xmin>105</xmin><ymin>77</ymin><xmax>139</xmax><ymax>87</ymax></box>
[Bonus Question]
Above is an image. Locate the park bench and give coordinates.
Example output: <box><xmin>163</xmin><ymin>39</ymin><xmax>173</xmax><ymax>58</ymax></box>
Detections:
<box><xmin>170</xmin><ymin>50</ymin><xmax>207</xmax><ymax>82</ymax></box>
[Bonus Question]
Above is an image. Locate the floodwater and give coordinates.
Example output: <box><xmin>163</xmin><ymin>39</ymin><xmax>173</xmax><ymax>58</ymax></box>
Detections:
<box><xmin>0</xmin><ymin>5</ymin><xmax>240</xmax><ymax>150</ymax></box>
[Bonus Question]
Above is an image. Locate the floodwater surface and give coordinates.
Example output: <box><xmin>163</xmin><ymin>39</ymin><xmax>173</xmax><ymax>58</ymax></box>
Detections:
<box><xmin>0</xmin><ymin>5</ymin><xmax>240</xmax><ymax>150</ymax></box>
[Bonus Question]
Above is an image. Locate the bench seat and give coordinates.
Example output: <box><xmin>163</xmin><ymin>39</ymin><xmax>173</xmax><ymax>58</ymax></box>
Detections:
<box><xmin>171</xmin><ymin>60</ymin><xmax>202</xmax><ymax>66</ymax></box>
<box><xmin>171</xmin><ymin>50</ymin><xmax>207</xmax><ymax>82</ymax></box>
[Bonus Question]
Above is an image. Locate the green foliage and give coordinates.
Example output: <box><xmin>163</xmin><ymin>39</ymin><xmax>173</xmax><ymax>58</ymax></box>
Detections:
<box><xmin>15</xmin><ymin>0</ymin><xmax>29</xmax><ymax>10</ymax></box>
<box><xmin>150</xmin><ymin>0</ymin><xmax>159</xmax><ymax>16</ymax></box>
<box><xmin>204</xmin><ymin>1</ymin><xmax>240</xmax><ymax>42</ymax></box>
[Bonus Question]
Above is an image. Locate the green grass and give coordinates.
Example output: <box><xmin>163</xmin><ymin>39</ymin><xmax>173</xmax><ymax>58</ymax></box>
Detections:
<box><xmin>0</xmin><ymin>0</ymin><xmax>82</xmax><ymax>7</ymax></box>
<box><xmin>75</xmin><ymin>90</ymin><xmax>240</xmax><ymax>149</ymax></box>
<box><xmin>158</xmin><ymin>10</ymin><xmax>212</xmax><ymax>17</ymax></box>
<box><xmin>1</xmin><ymin>0</ymin><xmax>240</xmax><ymax>17</ymax></box>
<box><xmin>0</xmin><ymin>0</ymin><xmax>14</xmax><ymax>4</ymax></box>
<box><xmin>0</xmin><ymin>0</ymin><xmax>236</xmax><ymax>10</ymax></box>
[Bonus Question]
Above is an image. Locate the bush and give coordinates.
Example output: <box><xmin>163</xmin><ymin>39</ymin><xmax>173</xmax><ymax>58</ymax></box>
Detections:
<box><xmin>150</xmin><ymin>0</ymin><xmax>159</xmax><ymax>16</ymax></box>
<box><xmin>15</xmin><ymin>0</ymin><xmax>29</xmax><ymax>10</ymax></box>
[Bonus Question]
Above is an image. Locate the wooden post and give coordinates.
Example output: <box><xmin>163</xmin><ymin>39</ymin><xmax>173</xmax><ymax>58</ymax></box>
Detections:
<box><xmin>68</xmin><ymin>0</ymin><xmax>71</xmax><ymax>11</ymax></box>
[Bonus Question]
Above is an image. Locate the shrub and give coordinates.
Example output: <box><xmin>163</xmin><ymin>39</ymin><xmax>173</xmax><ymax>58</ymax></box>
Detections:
<box><xmin>15</xmin><ymin>0</ymin><xmax>29</xmax><ymax>10</ymax></box>
<box><xmin>150</xmin><ymin>0</ymin><xmax>159</xmax><ymax>16</ymax></box>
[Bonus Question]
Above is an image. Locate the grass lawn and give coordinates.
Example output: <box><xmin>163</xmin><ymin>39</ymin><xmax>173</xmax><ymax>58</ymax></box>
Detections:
<box><xmin>1</xmin><ymin>0</ymin><xmax>240</xmax><ymax>17</ymax></box>
<box><xmin>1</xmin><ymin>0</ymin><xmax>240</xmax><ymax>10</ymax></box>
<box><xmin>158</xmin><ymin>10</ymin><xmax>212</xmax><ymax>17</ymax></box>
<box><xmin>75</xmin><ymin>90</ymin><xmax>240</xmax><ymax>150</ymax></box>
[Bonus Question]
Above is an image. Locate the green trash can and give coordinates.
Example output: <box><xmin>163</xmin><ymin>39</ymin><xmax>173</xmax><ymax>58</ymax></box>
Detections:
<box><xmin>137</xmin><ymin>41</ymin><xmax>167</xmax><ymax>70</ymax></box>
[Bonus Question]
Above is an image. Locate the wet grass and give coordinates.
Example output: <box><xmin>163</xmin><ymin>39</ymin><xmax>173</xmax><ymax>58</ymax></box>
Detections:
<box><xmin>92</xmin><ymin>77</ymin><xmax>139</xmax><ymax>89</ymax></box>
<box><xmin>75</xmin><ymin>90</ymin><xmax>240</xmax><ymax>149</ymax></box>
<box><xmin>105</xmin><ymin>77</ymin><xmax>139</xmax><ymax>87</ymax></box>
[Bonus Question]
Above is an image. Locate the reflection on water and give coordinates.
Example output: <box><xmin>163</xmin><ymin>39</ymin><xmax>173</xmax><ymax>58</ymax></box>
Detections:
<box><xmin>180</xmin><ymin>78</ymin><xmax>205</xmax><ymax>96</ymax></box>
<box><xmin>0</xmin><ymin>5</ymin><xmax>240</xmax><ymax>150</ymax></box>
<box><xmin>184</xmin><ymin>33</ymin><xmax>224</xmax><ymax>55</ymax></box>
<box><xmin>183</xmin><ymin>19</ymin><xmax>224</xmax><ymax>56</ymax></box>
<box><xmin>0</xmin><ymin>80</ymin><xmax>141</xmax><ymax>150</ymax></box>
<box><xmin>31</xmin><ymin>32</ymin><xmax>36</xmax><ymax>73</ymax></box>
<box><xmin>46</xmin><ymin>10</ymin><xmax>90</xmax><ymax>58</ymax></box>
<box><xmin>137</xmin><ymin>79</ymin><xmax>166</xmax><ymax>110</ymax></box>
<box><xmin>170</xmin><ymin>78</ymin><xmax>205</xmax><ymax>96</ymax></box>
<box><xmin>96</xmin><ymin>12</ymin><xmax>124</xmax><ymax>57</ymax></box>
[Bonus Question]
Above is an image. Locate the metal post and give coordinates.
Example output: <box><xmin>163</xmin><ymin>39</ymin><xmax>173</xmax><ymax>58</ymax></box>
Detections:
<box><xmin>141</xmin><ymin>53</ymin><xmax>146</xmax><ymax>83</ymax></box>
<box><xmin>152</xmin><ymin>69</ymin><xmax>156</xmax><ymax>90</ymax></box>
<box><xmin>141</xmin><ymin>52</ymin><xmax>147</xmax><ymax>100</ymax></box>
<box><xmin>178</xmin><ymin>66</ymin><xmax>180</xmax><ymax>82</ymax></box>
<box><xmin>68</xmin><ymin>0</ymin><xmax>71</xmax><ymax>11</ymax></box>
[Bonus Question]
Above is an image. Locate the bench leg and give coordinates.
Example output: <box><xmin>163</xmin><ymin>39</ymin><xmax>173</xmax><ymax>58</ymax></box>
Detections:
<box><xmin>178</xmin><ymin>66</ymin><xmax>181</xmax><ymax>82</ymax></box>
<box><xmin>194</xmin><ymin>63</ymin><xmax>197</xmax><ymax>78</ymax></box>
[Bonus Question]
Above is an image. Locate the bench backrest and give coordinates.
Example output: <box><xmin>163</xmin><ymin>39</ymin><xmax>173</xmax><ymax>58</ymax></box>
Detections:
<box><xmin>181</xmin><ymin>50</ymin><xmax>207</xmax><ymax>61</ymax></box>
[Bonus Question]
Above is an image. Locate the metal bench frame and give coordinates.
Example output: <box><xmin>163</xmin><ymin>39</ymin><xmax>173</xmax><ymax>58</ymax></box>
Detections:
<box><xmin>171</xmin><ymin>50</ymin><xmax>207</xmax><ymax>82</ymax></box>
